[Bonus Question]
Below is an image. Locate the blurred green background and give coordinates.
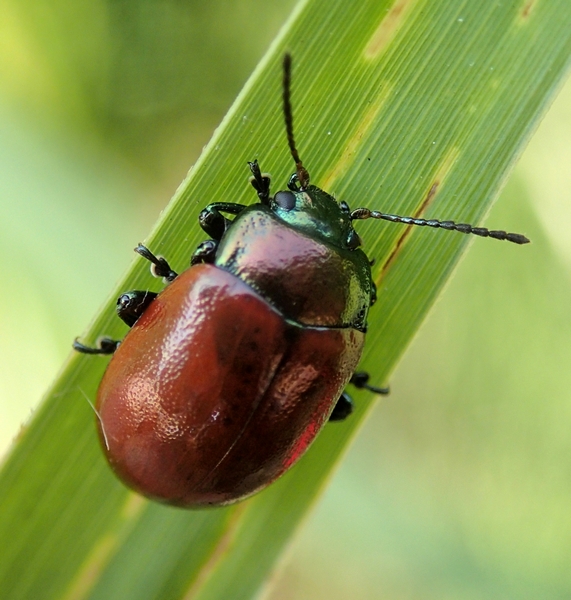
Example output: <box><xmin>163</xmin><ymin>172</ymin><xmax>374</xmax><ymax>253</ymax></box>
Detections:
<box><xmin>1</xmin><ymin>1</ymin><xmax>570</xmax><ymax>598</ymax></box>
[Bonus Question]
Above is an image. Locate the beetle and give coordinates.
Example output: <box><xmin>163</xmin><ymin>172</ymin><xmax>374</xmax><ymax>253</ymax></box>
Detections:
<box><xmin>74</xmin><ymin>54</ymin><xmax>529</xmax><ymax>507</ymax></box>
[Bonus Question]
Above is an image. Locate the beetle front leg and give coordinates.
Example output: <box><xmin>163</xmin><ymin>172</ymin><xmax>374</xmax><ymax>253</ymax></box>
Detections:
<box><xmin>192</xmin><ymin>202</ymin><xmax>246</xmax><ymax>265</ymax></box>
<box><xmin>248</xmin><ymin>160</ymin><xmax>271</xmax><ymax>205</ymax></box>
<box><xmin>73</xmin><ymin>337</ymin><xmax>120</xmax><ymax>355</ymax></box>
<box><xmin>199</xmin><ymin>202</ymin><xmax>247</xmax><ymax>241</ymax></box>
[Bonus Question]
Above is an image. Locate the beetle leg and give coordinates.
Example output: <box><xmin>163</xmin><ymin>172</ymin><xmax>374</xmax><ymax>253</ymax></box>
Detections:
<box><xmin>353</xmin><ymin>307</ymin><xmax>368</xmax><ymax>333</ymax></box>
<box><xmin>191</xmin><ymin>239</ymin><xmax>219</xmax><ymax>265</ymax></box>
<box><xmin>329</xmin><ymin>392</ymin><xmax>354</xmax><ymax>422</ymax></box>
<box><xmin>370</xmin><ymin>280</ymin><xmax>377</xmax><ymax>306</ymax></box>
<box><xmin>350</xmin><ymin>371</ymin><xmax>390</xmax><ymax>395</ymax></box>
<box><xmin>73</xmin><ymin>337</ymin><xmax>120</xmax><ymax>355</ymax></box>
<box><xmin>199</xmin><ymin>202</ymin><xmax>248</xmax><ymax>241</ymax></box>
<box><xmin>248</xmin><ymin>160</ymin><xmax>271</xmax><ymax>205</ymax></box>
<box><xmin>135</xmin><ymin>244</ymin><xmax>178</xmax><ymax>282</ymax></box>
<box><xmin>116</xmin><ymin>290</ymin><xmax>158</xmax><ymax>327</ymax></box>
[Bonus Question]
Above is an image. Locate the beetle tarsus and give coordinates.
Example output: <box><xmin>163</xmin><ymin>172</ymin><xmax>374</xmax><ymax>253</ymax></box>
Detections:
<box><xmin>329</xmin><ymin>392</ymin><xmax>354</xmax><ymax>422</ymax></box>
<box><xmin>135</xmin><ymin>244</ymin><xmax>178</xmax><ymax>282</ymax></box>
<box><xmin>248</xmin><ymin>160</ymin><xmax>271</xmax><ymax>205</ymax></box>
<box><xmin>73</xmin><ymin>337</ymin><xmax>120</xmax><ymax>355</ymax></box>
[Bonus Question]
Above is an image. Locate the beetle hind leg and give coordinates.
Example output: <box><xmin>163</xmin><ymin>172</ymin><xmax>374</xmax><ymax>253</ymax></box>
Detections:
<box><xmin>329</xmin><ymin>372</ymin><xmax>389</xmax><ymax>423</ymax></box>
<box><xmin>73</xmin><ymin>337</ymin><xmax>120</xmax><ymax>355</ymax></box>
<box><xmin>74</xmin><ymin>286</ymin><xmax>158</xmax><ymax>355</ymax></box>
<box><xmin>329</xmin><ymin>392</ymin><xmax>354</xmax><ymax>422</ymax></box>
<box><xmin>350</xmin><ymin>372</ymin><xmax>389</xmax><ymax>395</ymax></box>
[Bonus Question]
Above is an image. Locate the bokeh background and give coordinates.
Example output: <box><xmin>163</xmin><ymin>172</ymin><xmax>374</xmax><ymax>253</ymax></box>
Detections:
<box><xmin>1</xmin><ymin>1</ymin><xmax>570</xmax><ymax>598</ymax></box>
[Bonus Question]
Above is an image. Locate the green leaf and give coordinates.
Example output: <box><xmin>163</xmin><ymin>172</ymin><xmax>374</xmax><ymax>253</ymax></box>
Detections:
<box><xmin>1</xmin><ymin>1</ymin><xmax>570</xmax><ymax>599</ymax></box>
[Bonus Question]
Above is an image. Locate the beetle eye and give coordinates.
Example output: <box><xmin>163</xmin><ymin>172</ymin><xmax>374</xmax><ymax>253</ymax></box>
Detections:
<box><xmin>273</xmin><ymin>191</ymin><xmax>296</xmax><ymax>210</ymax></box>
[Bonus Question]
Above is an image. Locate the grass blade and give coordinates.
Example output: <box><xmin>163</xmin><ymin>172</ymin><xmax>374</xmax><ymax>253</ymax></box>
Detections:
<box><xmin>1</xmin><ymin>1</ymin><xmax>570</xmax><ymax>599</ymax></box>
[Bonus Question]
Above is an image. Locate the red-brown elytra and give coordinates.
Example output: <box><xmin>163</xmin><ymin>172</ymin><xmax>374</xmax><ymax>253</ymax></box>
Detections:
<box><xmin>74</xmin><ymin>54</ymin><xmax>529</xmax><ymax>508</ymax></box>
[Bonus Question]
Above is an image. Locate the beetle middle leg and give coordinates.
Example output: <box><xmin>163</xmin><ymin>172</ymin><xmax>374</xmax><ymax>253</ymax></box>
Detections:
<box><xmin>329</xmin><ymin>372</ymin><xmax>389</xmax><ymax>422</ymax></box>
<box><xmin>135</xmin><ymin>243</ymin><xmax>178</xmax><ymax>282</ymax></box>
<box><xmin>74</xmin><ymin>245</ymin><xmax>173</xmax><ymax>355</ymax></box>
<box><xmin>116</xmin><ymin>290</ymin><xmax>158</xmax><ymax>327</ymax></box>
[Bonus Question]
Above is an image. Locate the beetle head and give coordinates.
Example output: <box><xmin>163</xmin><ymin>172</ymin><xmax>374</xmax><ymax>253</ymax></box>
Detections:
<box><xmin>269</xmin><ymin>183</ymin><xmax>362</xmax><ymax>250</ymax></box>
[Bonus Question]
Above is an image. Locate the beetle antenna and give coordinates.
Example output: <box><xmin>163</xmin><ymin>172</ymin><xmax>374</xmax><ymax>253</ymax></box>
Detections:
<box><xmin>350</xmin><ymin>208</ymin><xmax>530</xmax><ymax>244</ymax></box>
<box><xmin>283</xmin><ymin>53</ymin><xmax>310</xmax><ymax>189</ymax></box>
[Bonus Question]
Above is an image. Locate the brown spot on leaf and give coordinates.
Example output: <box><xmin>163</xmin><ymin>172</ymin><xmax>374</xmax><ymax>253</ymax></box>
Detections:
<box><xmin>379</xmin><ymin>182</ymin><xmax>439</xmax><ymax>278</ymax></box>
<box><xmin>376</xmin><ymin>146</ymin><xmax>459</xmax><ymax>281</ymax></box>
<box><xmin>521</xmin><ymin>0</ymin><xmax>535</xmax><ymax>19</ymax></box>
<box><xmin>319</xmin><ymin>86</ymin><xmax>393</xmax><ymax>190</ymax></box>
<box><xmin>364</xmin><ymin>0</ymin><xmax>417</xmax><ymax>60</ymax></box>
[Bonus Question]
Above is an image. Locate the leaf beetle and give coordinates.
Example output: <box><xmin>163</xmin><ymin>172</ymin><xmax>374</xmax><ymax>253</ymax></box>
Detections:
<box><xmin>74</xmin><ymin>54</ymin><xmax>529</xmax><ymax>507</ymax></box>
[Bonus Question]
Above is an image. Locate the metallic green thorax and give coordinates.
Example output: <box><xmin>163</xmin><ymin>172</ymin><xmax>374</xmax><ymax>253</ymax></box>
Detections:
<box><xmin>215</xmin><ymin>185</ymin><xmax>374</xmax><ymax>332</ymax></box>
